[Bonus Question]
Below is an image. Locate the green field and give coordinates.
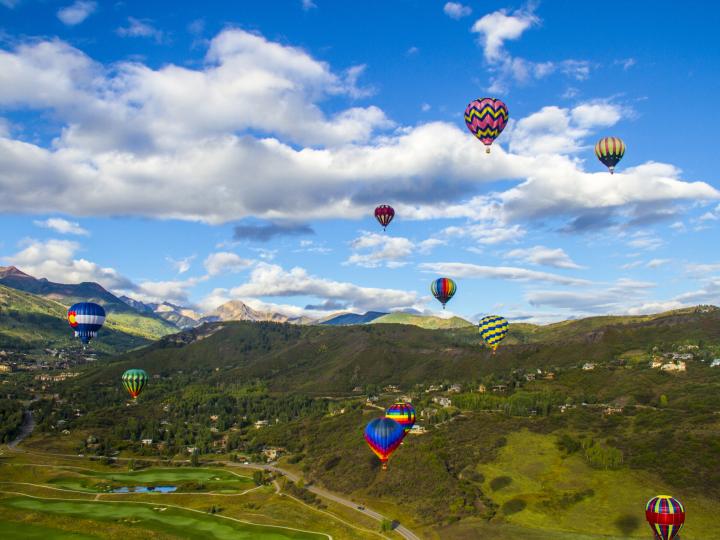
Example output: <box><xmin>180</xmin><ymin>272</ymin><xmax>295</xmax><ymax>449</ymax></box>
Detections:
<box><xmin>0</xmin><ymin>519</ymin><xmax>96</xmax><ymax>539</ymax></box>
<box><xmin>1</xmin><ymin>497</ymin><xmax>328</xmax><ymax>539</ymax></box>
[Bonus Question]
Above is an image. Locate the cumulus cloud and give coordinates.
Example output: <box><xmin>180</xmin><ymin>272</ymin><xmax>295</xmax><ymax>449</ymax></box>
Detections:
<box><xmin>57</xmin><ymin>1</ymin><xmax>96</xmax><ymax>25</ymax></box>
<box><xmin>419</xmin><ymin>262</ymin><xmax>590</xmax><ymax>286</ymax></box>
<box><xmin>3</xmin><ymin>238</ymin><xmax>134</xmax><ymax>290</ymax></box>
<box><xmin>471</xmin><ymin>8</ymin><xmax>538</xmax><ymax>63</ymax></box>
<box><xmin>34</xmin><ymin>217</ymin><xmax>89</xmax><ymax>236</ymax></box>
<box><xmin>218</xmin><ymin>262</ymin><xmax>422</xmax><ymax>313</ymax></box>
<box><xmin>443</xmin><ymin>2</ymin><xmax>471</xmax><ymax>19</ymax></box>
<box><xmin>526</xmin><ymin>278</ymin><xmax>657</xmax><ymax>313</ymax></box>
<box><xmin>166</xmin><ymin>255</ymin><xmax>195</xmax><ymax>274</ymax></box>
<box><xmin>203</xmin><ymin>252</ymin><xmax>254</xmax><ymax>276</ymax></box>
<box><xmin>505</xmin><ymin>245</ymin><xmax>584</xmax><ymax>269</ymax></box>
<box><xmin>440</xmin><ymin>223</ymin><xmax>525</xmax><ymax>245</ymax></box>
<box><xmin>301</xmin><ymin>0</ymin><xmax>317</xmax><ymax>10</ymax></box>
<box><xmin>233</xmin><ymin>222</ymin><xmax>314</xmax><ymax>242</ymax></box>
<box><xmin>0</xmin><ymin>31</ymin><xmax>715</xmax><ymax>230</ymax></box>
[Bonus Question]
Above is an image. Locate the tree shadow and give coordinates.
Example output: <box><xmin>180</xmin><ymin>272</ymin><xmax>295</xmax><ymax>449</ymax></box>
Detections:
<box><xmin>615</xmin><ymin>514</ymin><xmax>641</xmax><ymax>536</ymax></box>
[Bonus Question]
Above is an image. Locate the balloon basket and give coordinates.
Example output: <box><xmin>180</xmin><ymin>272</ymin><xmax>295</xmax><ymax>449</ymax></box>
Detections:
<box><xmin>485</xmin><ymin>147</ymin><xmax>491</xmax><ymax>154</ymax></box>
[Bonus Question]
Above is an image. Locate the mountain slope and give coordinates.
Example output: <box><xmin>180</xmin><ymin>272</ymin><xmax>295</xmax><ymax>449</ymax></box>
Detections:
<box><xmin>209</xmin><ymin>299</ymin><xmax>312</xmax><ymax>325</ymax></box>
<box><xmin>0</xmin><ymin>284</ymin><xmax>151</xmax><ymax>353</ymax></box>
<box><xmin>0</xmin><ymin>266</ymin><xmax>177</xmax><ymax>340</ymax></box>
<box><xmin>371</xmin><ymin>312</ymin><xmax>473</xmax><ymax>329</ymax></box>
<box><xmin>320</xmin><ymin>311</ymin><xmax>387</xmax><ymax>325</ymax></box>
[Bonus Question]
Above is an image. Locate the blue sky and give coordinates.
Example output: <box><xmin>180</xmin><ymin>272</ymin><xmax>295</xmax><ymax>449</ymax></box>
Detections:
<box><xmin>0</xmin><ymin>0</ymin><xmax>719</xmax><ymax>322</ymax></box>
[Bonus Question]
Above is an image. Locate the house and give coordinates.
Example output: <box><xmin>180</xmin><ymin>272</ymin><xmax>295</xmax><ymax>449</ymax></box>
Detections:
<box><xmin>366</xmin><ymin>396</ymin><xmax>379</xmax><ymax>404</ymax></box>
<box><xmin>141</xmin><ymin>439</ymin><xmax>153</xmax><ymax>446</ymax></box>
<box><xmin>254</xmin><ymin>420</ymin><xmax>269</xmax><ymax>429</ymax></box>
<box><xmin>61</xmin><ymin>429</ymin><xmax>71</xmax><ymax>435</ymax></box>
<box><xmin>352</xmin><ymin>386</ymin><xmax>363</xmax><ymax>393</ymax></box>
<box><xmin>544</xmin><ymin>372</ymin><xmax>556</xmax><ymax>380</ymax></box>
<box><xmin>477</xmin><ymin>384</ymin><xmax>487</xmax><ymax>393</ymax></box>
<box><xmin>262</xmin><ymin>447</ymin><xmax>283</xmax><ymax>461</ymax></box>
<box><xmin>449</xmin><ymin>384</ymin><xmax>462</xmax><ymax>393</ymax></box>
<box><xmin>209</xmin><ymin>415</ymin><xmax>219</xmax><ymax>422</ymax></box>
<box><xmin>559</xmin><ymin>404</ymin><xmax>576</xmax><ymax>413</ymax></box>
<box><xmin>383</xmin><ymin>384</ymin><xmax>400</xmax><ymax>393</ymax></box>
<box><xmin>425</xmin><ymin>385</ymin><xmax>441</xmax><ymax>393</ymax></box>
<box><xmin>661</xmin><ymin>361</ymin><xmax>687</xmax><ymax>372</ymax></box>
<box><xmin>604</xmin><ymin>406</ymin><xmax>624</xmax><ymax>415</ymax></box>
<box><xmin>409</xmin><ymin>425</ymin><xmax>427</xmax><ymax>435</ymax></box>
<box><xmin>492</xmin><ymin>384</ymin><xmax>508</xmax><ymax>393</ymax></box>
<box><xmin>582</xmin><ymin>363</ymin><xmax>596</xmax><ymax>371</ymax></box>
<box><xmin>650</xmin><ymin>358</ymin><xmax>664</xmax><ymax>369</ymax></box>
<box><xmin>399</xmin><ymin>395</ymin><xmax>413</xmax><ymax>403</ymax></box>
<box><xmin>432</xmin><ymin>396</ymin><xmax>452</xmax><ymax>407</ymax></box>
<box><xmin>210</xmin><ymin>427</ymin><xmax>219</xmax><ymax>433</ymax></box>
<box><xmin>711</xmin><ymin>359</ymin><xmax>720</xmax><ymax>368</ymax></box>
<box><xmin>187</xmin><ymin>447</ymin><xmax>198</xmax><ymax>454</ymax></box>
<box><xmin>525</xmin><ymin>373</ymin><xmax>536</xmax><ymax>382</ymax></box>
<box><xmin>0</xmin><ymin>364</ymin><xmax>12</xmax><ymax>373</ymax></box>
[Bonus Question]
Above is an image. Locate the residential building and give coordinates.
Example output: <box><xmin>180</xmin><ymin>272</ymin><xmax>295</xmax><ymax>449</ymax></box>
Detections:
<box><xmin>449</xmin><ymin>384</ymin><xmax>462</xmax><ymax>393</ymax></box>
<box><xmin>711</xmin><ymin>359</ymin><xmax>720</xmax><ymax>368</ymax></box>
<box><xmin>661</xmin><ymin>361</ymin><xmax>687</xmax><ymax>372</ymax></box>
<box><xmin>582</xmin><ymin>363</ymin><xmax>596</xmax><ymax>371</ymax></box>
<box><xmin>432</xmin><ymin>396</ymin><xmax>452</xmax><ymax>407</ymax></box>
<box><xmin>141</xmin><ymin>439</ymin><xmax>153</xmax><ymax>446</ymax></box>
<box><xmin>409</xmin><ymin>425</ymin><xmax>427</xmax><ymax>435</ymax></box>
<box><xmin>254</xmin><ymin>420</ymin><xmax>269</xmax><ymax>429</ymax></box>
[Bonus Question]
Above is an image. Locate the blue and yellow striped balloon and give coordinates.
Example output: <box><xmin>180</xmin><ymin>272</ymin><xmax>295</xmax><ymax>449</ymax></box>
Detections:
<box><xmin>478</xmin><ymin>315</ymin><xmax>509</xmax><ymax>352</ymax></box>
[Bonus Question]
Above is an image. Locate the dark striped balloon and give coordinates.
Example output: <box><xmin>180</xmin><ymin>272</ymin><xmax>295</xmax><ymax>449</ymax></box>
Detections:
<box><xmin>67</xmin><ymin>302</ymin><xmax>106</xmax><ymax>345</ymax></box>
<box><xmin>645</xmin><ymin>495</ymin><xmax>685</xmax><ymax>540</ymax></box>
<box><xmin>431</xmin><ymin>277</ymin><xmax>456</xmax><ymax>309</ymax></box>
<box><xmin>364</xmin><ymin>417</ymin><xmax>405</xmax><ymax>470</ymax></box>
<box><xmin>464</xmin><ymin>97</ymin><xmax>509</xmax><ymax>153</ymax></box>
<box><xmin>385</xmin><ymin>402</ymin><xmax>416</xmax><ymax>433</ymax></box>
<box><xmin>122</xmin><ymin>369</ymin><xmax>149</xmax><ymax>399</ymax></box>
<box><xmin>374</xmin><ymin>205</ymin><xmax>395</xmax><ymax>231</ymax></box>
<box><xmin>595</xmin><ymin>136</ymin><xmax>625</xmax><ymax>174</ymax></box>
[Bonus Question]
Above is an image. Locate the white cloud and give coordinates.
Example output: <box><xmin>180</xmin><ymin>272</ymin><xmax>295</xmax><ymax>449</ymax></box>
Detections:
<box><xmin>301</xmin><ymin>0</ymin><xmax>317</xmax><ymax>10</ymax></box>
<box><xmin>57</xmin><ymin>1</ymin><xmax>96</xmax><ymax>26</ymax></box>
<box><xmin>471</xmin><ymin>8</ymin><xmax>538</xmax><ymax>63</ymax></box>
<box><xmin>505</xmin><ymin>245</ymin><xmax>584</xmax><ymax>269</ymax></box>
<box><xmin>421</xmin><ymin>103</ymin><xmax>431</xmax><ymax>112</ymax></box>
<box><xmin>443</xmin><ymin>2</ymin><xmax>471</xmax><ymax>19</ymax></box>
<box><xmin>526</xmin><ymin>278</ymin><xmax>657</xmax><ymax>313</ymax></box>
<box><xmin>407</xmin><ymin>46</ymin><xmax>419</xmax><ymax>56</ymax></box>
<box><xmin>166</xmin><ymin>255</ymin><xmax>195</xmax><ymax>274</ymax></box>
<box><xmin>34</xmin><ymin>217</ymin><xmax>89</xmax><ymax>236</ymax></box>
<box><xmin>344</xmin><ymin>232</ymin><xmax>444</xmax><ymax>268</ymax></box>
<box><xmin>627</xmin><ymin>231</ymin><xmax>664</xmax><ymax>251</ymax></box>
<box><xmin>646</xmin><ymin>258</ymin><xmax>671</xmax><ymax>269</ymax></box>
<box><xmin>0</xmin><ymin>32</ymin><xmax>716</xmax><ymax>229</ymax></box>
<box><xmin>3</xmin><ymin>238</ymin><xmax>133</xmax><ymax>290</ymax></box>
<box><xmin>441</xmin><ymin>223</ymin><xmax>525</xmax><ymax>245</ymax></box>
<box><xmin>204</xmin><ymin>252</ymin><xmax>254</xmax><ymax>276</ymax></box>
<box><xmin>419</xmin><ymin>262</ymin><xmax>590</xmax><ymax>286</ymax></box>
<box><xmin>117</xmin><ymin>17</ymin><xmax>164</xmax><ymax>42</ymax></box>
<box><xmin>0</xmin><ymin>0</ymin><xmax>20</xmax><ymax>8</ymax></box>
<box><xmin>219</xmin><ymin>262</ymin><xmax>422</xmax><ymax>313</ymax></box>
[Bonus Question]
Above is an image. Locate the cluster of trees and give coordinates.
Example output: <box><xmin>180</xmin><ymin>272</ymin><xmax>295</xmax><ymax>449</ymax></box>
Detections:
<box><xmin>0</xmin><ymin>399</ymin><xmax>23</xmax><ymax>443</ymax></box>
<box><xmin>453</xmin><ymin>391</ymin><xmax>565</xmax><ymax>417</ymax></box>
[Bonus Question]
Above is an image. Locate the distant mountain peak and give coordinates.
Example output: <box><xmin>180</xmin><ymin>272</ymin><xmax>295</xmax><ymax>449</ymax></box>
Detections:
<box><xmin>0</xmin><ymin>266</ymin><xmax>33</xmax><ymax>279</ymax></box>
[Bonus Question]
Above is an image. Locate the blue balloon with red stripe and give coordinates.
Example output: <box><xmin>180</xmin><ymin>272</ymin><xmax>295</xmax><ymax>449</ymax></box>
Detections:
<box><xmin>67</xmin><ymin>302</ymin><xmax>106</xmax><ymax>345</ymax></box>
<box><xmin>364</xmin><ymin>417</ymin><xmax>405</xmax><ymax>470</ymax></box>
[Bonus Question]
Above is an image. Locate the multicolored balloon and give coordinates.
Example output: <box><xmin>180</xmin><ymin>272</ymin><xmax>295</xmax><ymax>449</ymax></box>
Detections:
<box><xmin>364</xmin><ymin>417</ymin><xmax>405</xmax><ymax>470</ymax></box>
<box><xmin>431</xmin><ymin>277</ymin><xmax>456</xmax><ymax>309</ymax></box>
<box><xmin>122</xmin><ymin>369</ymin><xmax>149</xmax><ymax>399</ymax></box>
<box><xmin>67</xmin><ymin>302</ymin><xmax>106</xmax><ymax>346</ymax></box>
<box><xmin>595</xmin><ymin>137</ymin><xmax>625</xmax><ymax>174</ymax></box>
<box><xmin>374</xmin><ymin>205</ymin><xmax>395</xmax><ymax>231</ymax></box>
<box><xmin>479</xmin><ymin>315</ymin><xmax>509</xmax><ymax>353</ymax></box>
<box><xmin>645</xmin><ymin>495</ymin><xmax>685</xmax><ymax>540</ymax></box>
<box><xmin>464</xmin><ymin>97</ymin><xmax>509</xmax><ymax>153</ymax></box>
<box><xmin>385</xmin><ymin>402</ymin><xmax>416</xmax><ymax>434</ymax></box>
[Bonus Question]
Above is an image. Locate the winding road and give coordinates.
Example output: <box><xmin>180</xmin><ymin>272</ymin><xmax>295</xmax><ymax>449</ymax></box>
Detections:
<box><xmin>5</xmin><ymin>405</ymin><xmax>422</xmax><ymax>540</ymax></box>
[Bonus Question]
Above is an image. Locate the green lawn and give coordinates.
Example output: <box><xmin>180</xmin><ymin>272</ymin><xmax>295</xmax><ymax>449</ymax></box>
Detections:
<box><xmin>0</xmin><ymin>519</ymin><xmax>97</xmax><ymax>539</ymax></box>
<box><xmin>2</xmin><ymin>497</ymin><xmax>329</xmax><ymax>540</ymax></box>
<box><xmin>475</xmin><ymin>429</ymin><xmax>717</xmax><ymax>539</ymax></box>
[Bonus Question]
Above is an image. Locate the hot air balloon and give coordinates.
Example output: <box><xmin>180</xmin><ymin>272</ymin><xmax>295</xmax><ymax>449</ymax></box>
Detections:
<box><xmin>67</xmin><ymin>302</ymin><xmax>106</xmax><ymax>346</ymax></box>
<box><xmin>386</xmin><ymin>402</ymin><xmax>416</xmax><ymax>434</ymax></box>
<box><xmin>364</xmin><ymin>417</ymin><xmax>405</xmax><ymax>470</ymax></box>
<box><xmin>645</xmin><ymin>495</ymin><xmax>685</xmax><ymax>540</ymax></box>
<box><xmin>122</xmin><ymin>369</ymin><xmax>149</xmax><ymax>399</ymax></box>
<box><xmin>374</xmin><ymin>205</ymin><xmax>395</xmax><ymax>231</ymax></box>
<box><xmin>479</xmin><ymin>315</ymin><xmax>509</xmax><ymax>353</ymax></box>
<box><xmin>431</xmin><ymin>277</ymin><xmax>456</xmax><ymax>309</ymax></box>
<box><xmin>464</xmin><ymin>97</ymin><xmax>509</xmax><ymax>153</ymax></box>
<box><xmin>595</xmin><ymin>137</ymin><xmax>625</xmax><ymax>174</ymax></box>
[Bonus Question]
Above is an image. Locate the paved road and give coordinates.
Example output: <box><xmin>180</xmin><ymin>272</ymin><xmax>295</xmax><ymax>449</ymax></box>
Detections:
<box><xmin>8</xmin><ymin>409</ymin><xmax>34</xmax><ymax>449</ymax></box>
<box><xmin>226</xmin><ymin>462</ymin><xmax>422</xmax><ymax>540</ymax></box>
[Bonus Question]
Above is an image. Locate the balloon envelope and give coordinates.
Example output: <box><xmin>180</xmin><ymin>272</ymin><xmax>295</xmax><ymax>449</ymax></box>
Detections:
<box><xmin>431</xmin><ymin>277</ymin><xmax>456</xmax><ymax>308</ymax></box>
<box><xmin>479</xmin><ymin>315</ymin><xmax>509</xmax><ymax>352</ymax></box>
<box><xmin>595</xmin><ymin>137</ymin><xmax>625</xmax><ymax>173</ymax></box>
<box><xmin>67</xmin><ymin>302</ymin><xmax>106</xmax><ymax>345</ymax></box>
<box><xmin>364</xmin><ymin>417</ymin><xmax>405</xmax><ymax>470</ymax></box>
<box><xmin>385</xmin><ymin>402</ymin><xmax>416</xmax><ymax>433</ymax></box>
<box><xmin>464</xmin><ymin>97</ymin><xmax>509</xmax><ymax>152</ymax></box>
<box><xmin>645</xmin><ymin>495</ymin><xmax>685</xmax><ymax>540</ymax></box>
<box><xmin>122</xmin><ymin>369</ymin><xmax>149</xmax><ymax>399</ymax></box>
<box><xmin>374</xmin><ymin>205</ymin><xmax>395</xmax><ymax>230</ymax></box>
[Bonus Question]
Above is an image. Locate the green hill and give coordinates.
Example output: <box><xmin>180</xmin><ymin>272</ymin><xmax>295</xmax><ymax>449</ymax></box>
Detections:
<box><xmin>371</xmin><ymin>312</ymin><xmax>474</xmax><ymax>329</ymax></box>
<box><xmin>0</xmin><ymin>284</ymin><xmax>153</xmax><ymax>354</ymax></box>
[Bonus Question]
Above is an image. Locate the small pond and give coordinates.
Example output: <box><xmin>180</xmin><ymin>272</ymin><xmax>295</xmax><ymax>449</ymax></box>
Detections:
<box><xmin>111</xmin><ymin>486</ymin><xmax>177</xmax><ymax>493</ymax></box>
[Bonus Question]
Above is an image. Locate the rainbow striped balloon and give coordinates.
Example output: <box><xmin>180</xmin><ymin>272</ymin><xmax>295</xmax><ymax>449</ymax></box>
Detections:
<box><xmin>464</xmin><ymin>97</ymin><xmax>509</xmax><ymax>153</ymax></box>
<box><xmin>431</xmin><ymin>277</ymin><xmax>457</xmax><ymax>309</ymax></box>
<box><xmin>479</xmin><ymin>315</ymin><xmax>509</xmax><ymax>353</ymax></box>
<box><xmin>595</xmin><ymin>136</ymin><xmax>625</xmax><ymax>174</ymax></box>
<box><xmin>645</xmin><ymin>495</ymin><xmax>685</xmax><ymax>540</ymax></box>
<box><xmin>386</xmin><ymin>402</ymin><xmax>416</xmax><ymax>433</ymax></box>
